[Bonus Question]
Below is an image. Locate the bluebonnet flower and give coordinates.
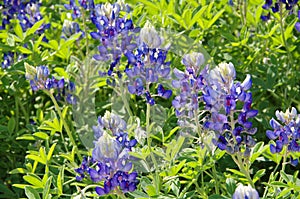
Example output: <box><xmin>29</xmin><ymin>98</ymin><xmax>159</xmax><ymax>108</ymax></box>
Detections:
<box><xmin>64</xmin><ymin>0</ymin><xmax>81</xmax><ymax>19</ymax></box>
<box><xmin>90</xmin><ymin>0</ymin><xmax>137</xmax><ymax>76</ymax></box>
<box><xmin>62</xmin><ymin>19</ymin><xmax>85</xmax><ymax>40</ymax></box>
<box><xmin>0</xmin><ymin>0</ymin><xmax>49</xmax><ymax>67</ymax></box>
<box><xmin>1</xmin><ymin>52</ymin><xmax>14</xmax><ymax>69</ymax></box>
<box><xmin>172</xmin><ymin>52</ymin><xmax>208</xmax><ymax>133</ymax></box>
<box><xmin>261</xmin><ymin>0</ymin><xmax>299</xmax><ymax>21</ymax></box>
<box><xmin>232</xmin><ymin>184</ymin><xmax>260</xmax><ymax>199</ymax></box>
<box><xmin>266</xmin><ymin>107</ymin><xmax>300</xmax><ymax>165</ymax></box>
<box><xmin>75</xmin><ymin>112</ymin><xmax>138</xmax><ymax>196</ymax></box>
<box><xmin>203</xmin><ymin>62</ymin><xmax>258</xmax><ymax>156</ymax></box>
<box><xmin>124</xmin><ymin>22</ymin><xmax>172</xmax><ymax>105</ymax></box>
<box><xmin>296</xmin><ymin>10</ymin><xmax>300</xmax><ymax>32</ymax></box>
<box><xmin>25</xmin><ymin>64</ymin><xmax>77</xmax><ymax>104</ymax></box>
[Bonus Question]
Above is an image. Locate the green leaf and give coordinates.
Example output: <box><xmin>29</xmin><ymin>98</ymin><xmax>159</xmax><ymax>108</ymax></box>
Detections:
<box><xmin>14</xmin><ymin>22</ymin><xmax>24</xmax><ymax>40</ymax></box>
<box><xmin>190</xmin><ymin>5</ymin><xmax>208</xmax><ymax>29</ymax></box>
<box><xmin>16</xmin><ymin>134</ymin><xmax>35</xmax><ymax>140</ymax></box>
<box><xmin>253</xmin><ymin>169</ymin><xmax>266</xmax><ymax>183</ymax></box>
<box><xmin>17</xmin><ymin>46</ymin><xmax>32</xmax><ymax>54</ymax></box>
<box><xmin>25</xmin><ymin>186</ymin><xmax>41</xmax><ymax>199</ymax></box>
<box><xmin>26</xmin><ymin>155</ymin><xmax>46</xmax><ymax>165</ymax></box>
<box><xmin>23</xmin><ymin>175</ymin><xmax>44</xmax><ymax>188</ymax></box>
<box><xmin>39</xmin><ymin>147</ymin><xmax>47</xmax><ymax>164</ymax></box>
<box><xmin>57</xmin><ymin>166</ymin><xmax>64</xmax><ymax>196</ymax></box>
<box><xmin>208</xmin><ymin>195</ymin><xmax>227</xmax><ymax>199</ymax></box>
<box><xmin>189</xmin><ymin>29</ymin><xmax>201</xmax><ymax>38</ymax></box>
<box><xmin>49</xmin><ymin>40</ymin><xmax>58</xmax><ymax>50</ymax></box>
<box><xmin>9</xmin><ymin>168</ymin><xmax>28</xmax><ymax>174</ymax></box>
<box><xmin>26</xmin><ymin>19</ymin><xmax>45</xmax><ymax>37</ymax></box>
<box><xmin>226</xmin><ymin>178</ymin><xmax>236</xmax><ymax>195</ymax></box>
<box><xmin>0</xmin><ymin>32</ymin><xmax>8</xmax><ymax>39</ymax></box>
<box><xmin>7</xmin><ymin>34</ymin><xmax>14</xmax><ymax>46</ymax></box>
<box><xmin>47</xmin><ymin>143</ymin><xmax>56</xmax><ymax>161</ymax></box>
<box><xmin>8</xmin><ymin>117</ymin><xmax>16</xmax><ymax>134</ymax></box>
<box><xmin>42</xmin><ymin>176</ymin><xmax>52</xmax><ymax>199</ymax></box>
<box><xmin>33</xmin><ymin>132</ymin><xmax>49</xmax><ymax>140</ymax></box>
<box><xmin>205</xmin><ymin>9</ymin><xmax>225</xmax><ymax>29</ymax></box>
<box><xmin>280</xmin><ymin>170</ymin><xmax>289</xmax><ymax>183</ymax></box>
<box><xmin>270</xmin><ymin>181</ymin><xmax>289</xmax><ymax>187</ymax></box>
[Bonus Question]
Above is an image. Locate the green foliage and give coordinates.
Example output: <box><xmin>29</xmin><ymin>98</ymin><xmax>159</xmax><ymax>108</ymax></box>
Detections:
<box><xmin>1</xmin><ymin>0</ymin><xmax>300</xmax><ymax>198</ymax></box>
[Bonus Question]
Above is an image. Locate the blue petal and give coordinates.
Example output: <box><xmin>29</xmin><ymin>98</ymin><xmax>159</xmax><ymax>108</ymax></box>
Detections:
<box><xmin>266</xmin><ymin>130</ymin><xmax>277</xmax><ymax>140</ymax></box>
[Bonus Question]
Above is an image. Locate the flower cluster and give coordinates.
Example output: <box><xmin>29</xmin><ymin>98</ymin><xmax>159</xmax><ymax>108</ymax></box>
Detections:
<box><xmin>64</xmin><ymin>0</ymin><xmax>95</xmax><ymax>19</ymax></box>
<box><xmin>203</xmin><ymin>62</ymin><xmax>258</xmax><ymax>156</ymax></box>
<box><xmin>232</xmin><ymin>184</ymin><xmax>259</xmax><ymax>199</ymax></box>
<box><xmin>61</xmin><ymin>19</ymin><xmax>85</xmax><ymax>40</ymax></box>
<box><xmin>261</xmin><ymin>0</ymin><xmax>299</xmax><ymax>21</ymax></box>
<box><xmin>0</xmin><ymin>0</ymin><xmax>50</xmax><ymax>32</ymax></box>
<box><xmin>0</xmin><ymin>0</ymin><xmax>50</xmax><ymax>68</ymax></box>
<box><xmin>266</xmin><ymin>107</ymin><xmax>300</xmax><ymax>165</ymax></box>
<box><xmin>90</xmin><ymin>0</ymin><xmax>137</xmax><ymax>77</ymax></box>
<box><xmin>2</xmin><ymin>52</ymin><xmax>14</xmax><ymax>69</ymax></box>
<box><xmin>75</xmin><ymin>112</ymin><xmax>139</xmax><ymax>196</ymax></box>
<box><xmin>25</xmin><ymin>64</ymin><xmax>77</xmax><ymax>104</ymax></box>
<box><xmin>172</xmin><ymin>52</ymin><xmax>208</xmax><ymax>132</ymax></box>
<box><xmin>125</xmin><ymin>22</ymin><xmax>172</xmax><ymax>105</ymax></box>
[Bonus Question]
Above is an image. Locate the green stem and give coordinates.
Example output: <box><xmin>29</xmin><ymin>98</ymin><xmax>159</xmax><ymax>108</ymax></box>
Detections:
<box><xmin>81</xmin><ymin>7</ymin><xmax>89</xmax><ymax>56</ymax></box>
<box><xmin>119</xmin><ymin>78</ymin><xmax>133</xmax><ymax>117</ymax></box>
<box><xmin>46</xmin><ymin>90</ymin><xmax>76</xmax><ymax>147</ymax></box>
<box><xmin>232</xmin><ymin>155</ymin><xmax>255</xmax><ymax>188</ymax></box>
<box><xmin>279</xmin><ymin>3</ymin><xmax>292</xmax><ymax>67</ymax></box>
<box><xmin>212</xmin><ymin>164</ymin><xmax>220</xmax><ymax>194</ymax></box>
<box><xmin>15</xmin><ymin>97</ymin><xmax>19</xmax><ymax>132</ymax></box>
<box><xmin>145</xmin><ymin>88</ymin><xmax>159</xmax><ymax>194</ymax></box>
<box><xmin>262</xmin><ymin>160</ymin><xmax>281</xmax><ymax>198</ymax></box>
<box><xmin>16</xmin><ymin>96</ymin><xmax>29</xmax><ymax>125</ymax></box>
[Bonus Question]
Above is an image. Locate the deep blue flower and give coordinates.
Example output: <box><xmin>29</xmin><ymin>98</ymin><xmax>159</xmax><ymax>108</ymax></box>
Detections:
<box><xmin>90</xmin><ymin>1</ymin><xmax>138</xmax><ymax>79</ymax></box>
<box><xmin>203</xmin><ymin>62</ymin><xmax>258</xmax><ymax>155</ymax></box>
<box><xmin>25</xmin><ymin>64</ymin><xmax>77</xmax><ymax>104</ymax></box>
<box><xmin>172</xmin><ymin>52</ymin><xmax>208</xmax><ymax>134</ymax></box>
<box><xmin>290</xmin><ymin>157</ymin><xmax>299</xmax><ymax>167</ymax></box>
<box><xmin>124</xmin><ymin>22</ymin><xmax>172</xmax><ymax>105</ymax></box>
<box><xmin>62</xmin><ymin>20</ymin><xmax>85</xmax><ymax>39</ymax></box>
<box><xmin>1</xmin><ymin>53</ymin><xmax>14</xmax><ymax>69</ymax></box>
<box><xmin>261</xmin><ymin>0</ymin><xmax>299</xmax><ymax>21</ymax></box>
<box><xmin>75</xmin><ymin>112</ymin><xmax>139</xmax><ymax>196</ymax></box>
<box><xmin>157</xmin><ymin>84</ymin><xmax>172</xmax><ymax>99</ymax></box>
<box><xmin>266</xmin><ymin>107</ymin><xmax>300</xmax><ymax>158</ymax></box>
<box><xmin>296</xmin><ymin>11</ymin><xmax>300</xmax><ymax>32</ymax></box>
<box><xmin>64</xmin><ymin>0</ymin><xmax>81</xmax><ymax>19</ymax></box>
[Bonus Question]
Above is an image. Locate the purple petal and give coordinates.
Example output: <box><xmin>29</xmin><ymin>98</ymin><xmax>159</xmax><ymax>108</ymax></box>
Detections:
<box><xmin>89</xmin><ymin>168</ymin><xmax>102</xmax><ymax>182</ymax></box>
<box><xmin>162</xmin><ymin>90</ymin><xmax>172</xmax><ymax>99</ymax></box>
<box><xmin>128</xmin><ymin>85</ymin><xmax>136</xmax><ymax>94</ymax></box>
<box><xmin>173</xmin><ymin>68</ymin><xmax>185</xmax><ymax>79</ymax></box>
<box><xmin>246</xmin><ymin>110</ymin><xmax>258</xmax><ymax>118</ymax></box>
<box><xmin>266</xmin><ymin>130</ymin><xmax>277</xmax><ymax>140</ymax></box>
<box><xmin>270</xmin><ymin>144</ymin><xmax>276</xmax><ymax>154</ymax></box>
<box><xmin>241</xmin><ymin>74</ymin><xmax>252</xmax><ymax>90</ymax></box>
<box><xmin>93</xmin><ymin>54</ymin><xmax>103</xmax><ymax>61</ymax></box>
<box><xmin>270</xmin><ymin>118</ymin><xmax>281</xmax><ymax>129</ymax></box>
<box><xmin>90</xmin><ymin>32</ymin><xmax>101</xmax><ymax>40</ymax></box>
<box><xmin>295</xmin><ymin>22</ymin><xmax>300</xmax><ymax>32</ymax></box>
<box><xmin>128</xmin><ymin>182</ymin><xmax>137</xmax><ymax>192</ymax></box>
<box><xmin>172</xmin><ymin>80</ymin><xmax>181</xmax><ymax>88</ymax></box>
<box><xmin>95</xmin><ymin>187</ymin><xmax>106</xmax><ymax>196</ymax></box>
